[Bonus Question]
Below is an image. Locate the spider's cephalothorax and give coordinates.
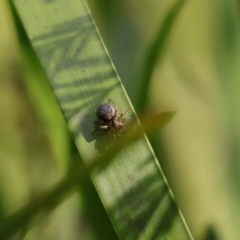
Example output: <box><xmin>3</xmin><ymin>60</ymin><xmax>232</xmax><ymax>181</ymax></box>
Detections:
<box><xmin>91</xmin><ymin>99</ymin><xmax>129</xmax><ymax>138</ymax></box>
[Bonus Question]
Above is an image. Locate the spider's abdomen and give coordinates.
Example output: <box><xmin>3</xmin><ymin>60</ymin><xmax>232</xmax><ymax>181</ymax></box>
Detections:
<box><xmin>96</xmin><ymin>103</ymin><xmax>116</xmax><ymax>121</ymax></box>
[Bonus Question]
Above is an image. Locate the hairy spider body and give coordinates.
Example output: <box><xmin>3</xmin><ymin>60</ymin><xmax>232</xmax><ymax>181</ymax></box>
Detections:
<box><xmin>96</xmin><ymin>103</ymin><xmax>116</xmax><ymax>121</ymax></box>
<box><xmin>91</xmin><ymin>99</ymin><xmax>129</xmax><ymax>138</ymax></box>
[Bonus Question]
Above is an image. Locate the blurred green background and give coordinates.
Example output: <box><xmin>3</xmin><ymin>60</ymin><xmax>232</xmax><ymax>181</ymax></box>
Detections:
<box><xmin>1</xmin><ymin>0</ymin><xmax>240</xmax><ymax>239</ymax></box>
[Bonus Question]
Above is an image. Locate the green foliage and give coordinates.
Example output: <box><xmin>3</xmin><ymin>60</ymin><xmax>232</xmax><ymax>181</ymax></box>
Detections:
<box><xmin>0</xmin><ymin>0</ymin><xmax>194</xmax><ymax>239</ymax></box>
<box><xmin>3</xmin><ymin>0</ymin><xmax>240</xmax><ymax>239</ymax></box>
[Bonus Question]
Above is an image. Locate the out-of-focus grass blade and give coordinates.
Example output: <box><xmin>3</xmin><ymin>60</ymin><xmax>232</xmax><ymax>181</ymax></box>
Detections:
<box><xmin>12</xmin><ymin>0</ymin><xmax>193</xmax><ymax>239</ymax></box>
<box><xmin>136</xmin><ymin>0</ymin><xmax>186</xmax><ymax>112</ymax></box>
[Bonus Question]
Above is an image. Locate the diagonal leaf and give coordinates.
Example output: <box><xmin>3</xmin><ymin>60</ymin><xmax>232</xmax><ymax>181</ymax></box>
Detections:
<box><xmin>12</xmin><ymin>0</ymin><xmax>193</xmax><ymax>239</ymax></box>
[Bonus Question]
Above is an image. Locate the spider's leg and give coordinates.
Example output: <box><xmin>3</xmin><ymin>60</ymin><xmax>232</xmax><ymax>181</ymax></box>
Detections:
<box><xmin>92</xmin><ymin>120</ymin><xmax>103</xmax><ymax>129</ymax></box>
<box><xmin>108</xmin><ymin>99</ymin><xmax>116</xmax><ymax>106</ymax></box>
<box><xmin>107</xmin><ymin>124</ymin><xmax>119</xmax><ymax>145</ymax></box>
<box><xmin>121</xmin><ymin>117</ymin><xmax>134</xmax><ymax>134</ymax></box>
<box><xmin>108</xmin><ymin>99</ymin><xmax>118</xmax><ymax>115</ymax></box>
<box><xmin>122</xmin><ymin>117</ymin><xmax>132</xmax><ymax>123</ymax></box>
<box><xmin>107</xmin><ymin>130</ymin><xmax>116</xmax><ymax>147</ymax></box>
<box><xmin>119</xmin><ymin>108</ymin><xmax>130</xmax><ymax>119</ymax></box>
<box><xmin>91</xmin><ymin>124</ymin><xmax>108</xmax><ymax>135</ymax></box>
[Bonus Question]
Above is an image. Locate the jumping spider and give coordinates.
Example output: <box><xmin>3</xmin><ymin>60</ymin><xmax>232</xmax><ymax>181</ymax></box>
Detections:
<box><xmin>91</xmin><ymin>99</ymin><xmax>130</xmax><ymax>139</ymax></box>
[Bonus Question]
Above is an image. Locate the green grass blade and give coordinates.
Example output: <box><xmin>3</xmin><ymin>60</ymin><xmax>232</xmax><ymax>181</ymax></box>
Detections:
<box><xmin>12</xmin><ymin>0</ymin><xmax>193</xmax><ymax>239</ymax></box>
<box><xmin>136</xmin><ymin>0</ymin><xmax>186</xmax><ymax>112</ymax></box>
